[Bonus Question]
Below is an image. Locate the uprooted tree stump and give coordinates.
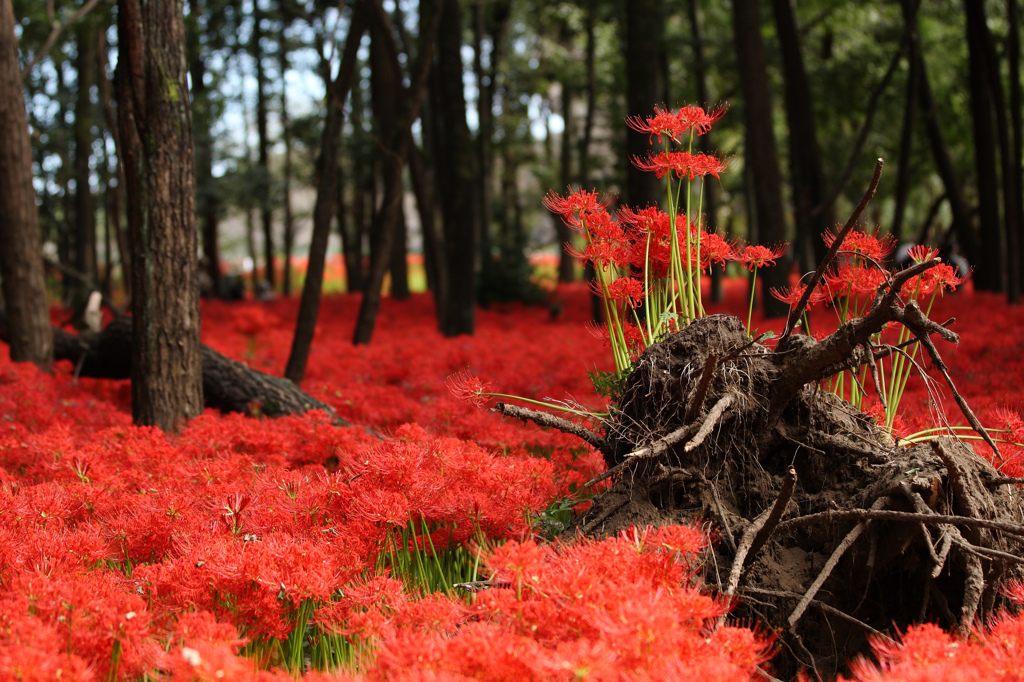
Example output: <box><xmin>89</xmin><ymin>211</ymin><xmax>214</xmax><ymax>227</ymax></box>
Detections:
<box><xmin>494</xmin><ymin>163</ymin><xmax>1024</xmax><ymax>678</ymax></box>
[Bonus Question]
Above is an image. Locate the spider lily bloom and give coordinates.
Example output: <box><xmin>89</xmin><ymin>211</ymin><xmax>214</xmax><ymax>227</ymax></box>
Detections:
<box><xmin>625</xmin><ymin>103</ymin><xmax>729</xmax><ymax>144</ymax></box>
<box><xmin>770</xmin><ymin>284</ymin><xmax>831</xmax><ymax>309</ymax></box>
<box><xmin>445</xmin><ymin>371</ymin><xmax>493</xmax><ymax>407</ymax></box>
<box><xmin>735</xmin><ymin>243</ymin><xmax>788</xmax><ymax>271</ymax></box>
<box><xmin>631</xmin><ymin>151</ymin><xmax>731</xmax><ymax>181</ymax></box>
<box><xmin>823</xmin><ymin>228</ymin><xmax>897</xmax><ymax>263</ymax></box>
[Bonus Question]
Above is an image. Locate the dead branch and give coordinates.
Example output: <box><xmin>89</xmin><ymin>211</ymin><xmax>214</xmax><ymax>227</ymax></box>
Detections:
<box><xmin>492</xmin><ymin>402</ymin><xmax>608</xmax><ymax>454</ymax></box>
<box><xmin>685</xmin><ymin>353</ymin><xmax>719</xmax><ymax>422</ymax></box>
<box><xmin>748</xmin><ymin>466</ymin><xmax>798</xmax><ymax>560</ymax></box>
<box><xmin>775</xmin><ymin>508</ymin><xmax>1024</xmax><ymax>540</ymax></box>
<box><xmin>583</xmin><ymin>423</ymin><xmax>699</xmax><ymax>488</ymax></box>
<box><xmin>787</xmin><ymin>497</ymin><xmax>889</xmax><ymax>628</ymax></box>
<box><xmin>781</xmin><ymin>158</ymin><xmax>884</xmax><ymax>341</ymax></box>
<box><xmin>684</xmin><ymin>393</ymin><xmax>735</xmax><ymax>452</ymax></box>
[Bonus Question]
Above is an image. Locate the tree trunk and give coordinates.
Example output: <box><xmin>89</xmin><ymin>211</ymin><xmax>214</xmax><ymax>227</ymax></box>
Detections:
<box><xmin>907</xmin><ymin>4</ymin><xmax>977</xmax><ymax>267</ymax></box>
<box><xmin>409</xmin><ymin>141</ymin><xmax>444</xmax><ymax>310</ymax></box>
<box><xmin>73</xmin><ymin>21</ymin><xmax>97</xmax><ymax>303</ymax></box>
<box><xmin>252</xmin><ymin>4</ymin><xmax>275</xmax><ymax>290</ymax></box>
<box><xmin>284</xmin><ymin>0</ymin><xmax>369</xmax><ymax>382</ymax></box>
<box><xmin>892</xmin><ymin>18</ymin><xmax>919</xmax><ymax>241</ymax></box>
<box><xmin>580</xmin><ymin>0</ymin><xmax>603</xmax><ymax>320</ymax></box>
<box><xmin>557</xmin><ymin>79</ymin><xmax>576</xmax><ymax>283</ymax></box>
<box><xmin>624</xmin><ymin>0</ymin><xmax>665</xmax><ymax>210</ymax></box>
<box><xmin>434</xmin><ymin>0</ymin><xmax>477</xmax><ymax>337</ymax></box>
<box><xmin>964</xmin><ymin>0</ymin><xmax>1003</xmax><ymax>291</ymax></box>
<box><xmin>732</xmin><ymin>0</ymin><xmax>791</xmax><ymax>318</ymax></box>
<box><xmin>771</xmin><ymin>0</ymin><xmax>830</xmax><ymax>271</ymax></box>
<box><xmin>0</xmin><ymin>0</ymin><xmax>53</xmax><ymax>368</ymax></box>
<box><xmin>1010</xmin><ymin>0</ymin><xmax>1024</xmax><ymax>302</ymax></box>
<box><xmin>188</xmin><ymin>0</ymin><xmax>222</xmax><ymax>299</ymax></box>
<box><xmin>96</xmin><ymin>27</ymin><xmax>129</xmax><ymax>299</ymax></box>
<box><xmin>687</xmin><ymin>0</ymin><xmax>723</xmax><ymax>304</ymax></box>
<box><xmin>116</xmin><ymin>0</ymin><xmax>203</xmax><ymax>431</ymax></box>
<box><xmin>370</xmin><ymin>10</ymin><xmax>409</xmax><ymax>301</ymax></box>
<box><xmin>279</xmin><ymin>33</ymin><xmax>295</xmax><ymax>297</ymax></box>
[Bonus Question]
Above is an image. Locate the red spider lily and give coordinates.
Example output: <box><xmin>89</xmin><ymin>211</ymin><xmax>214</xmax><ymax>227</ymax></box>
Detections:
<box><xmin>735</xmin><ymin>243</ymin><xmax>788</xmax><ymax>271</ymax></box>
<box><xmin>625</xmin><ymin>103</ymin><xmax>729</xmax><ymax>143</ymax></box>
<box><xmin>907</xmin><ymin>245</ymin><xmax>940</xmax><ymax>264</ymax></box>
<box><xmin>542</xmin><ymin>188</ymin><xmax>611</xmax><ymax>226</ymax></box>
<box><xmin>631</xmin><ymin>151</ymin><xmax>731</xmax><ymax>181</ymax></box>
<box><xmin>601</xmin><ymin>276</ymin><xmax>645</xmax><ymax>308</ymax></box>
<box><xmin>699</xmin><ymin>231</ymin><xmax>738</xmax><ymax>270</ymax></box>
<box><xmin>823</xmin><ymin>228</ymin><xmax>897</xmax><ymax>262</ymax></box>
<box><xmin>770</xmin><ymin>283</ymin><xmax>832</xmax><ymax>309</ymax></box>
<box><xmin>444</xmin><ymin>370</ymin><xmax>493</xmax><ymax>407</ymax></box>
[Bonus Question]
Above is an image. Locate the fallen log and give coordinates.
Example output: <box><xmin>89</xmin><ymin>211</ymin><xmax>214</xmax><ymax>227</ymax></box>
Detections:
<box><xmin>2</xmin><ymin>312</ymin><xmax>353</xmax><ymax>426</ymax></box>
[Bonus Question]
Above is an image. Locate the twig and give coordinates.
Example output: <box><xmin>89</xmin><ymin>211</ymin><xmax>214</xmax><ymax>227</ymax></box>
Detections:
<box><xmin>775</xmin><ymin>508</ymin><xmax>1024</xmax><ymax>540</ymax></box>
<box><xmin>685</xmin><ymin>353</ymin><xmax>719</xmax><ymax>423</ymax></box>
<box><xmin>987</xmin><ymin>477</ymin><xmax>1024</xmax><ymax>487</ymax></box>
<box><xmin>710</xmin><ymin>483</ymin><xmax>737</xmax><ymax>553</ymax></box>
<box><xmin>493</xmin><ymin>402</ymin><xmax>608</xmax><ymax>454</ymax></box>
<box><xmin>742</xmin><ymin>587</ymin><xmax>894</xmax><ymax>642</ymax></box>
<box><xmin>452</xmin><ymin>579</ymin><xmax>510</xmax><ymax>592</ymax></box>
<box><xmin>788</xmin><ymin>497</ymin><xmax>888</xmax><ymax>628</ymax></box>
<box><xmin>747</xmin><ymin>466</ymin><xmax>798</xmax><ymax>560</ymax></box>
<box><xmin>781</xmin><ymin>158</ymin><xmax>884</xmax><ymax>341</ymax></box>
<box><xmin>899</xmin><ymin>303</ymin><xmax>1001</xmax><ymax>459</ymax></box>
<box><xmin>583</xmin><ymin>423</ymin><xmax>699</xmax><ymax>488</ymax></box>
<box><xmin>21</xmin><ymin>0</ymin><xmax>108</xmax><ymax>80</ymax></box>
<box><xmin>684</xmin><ymin>393</ymin><xmax>735</xmax><ymax>452</ymax></box>
<box><xmin>862</xmin><ymin>341</ymin><xmax>888</xmax><ymax>412</ymax></box>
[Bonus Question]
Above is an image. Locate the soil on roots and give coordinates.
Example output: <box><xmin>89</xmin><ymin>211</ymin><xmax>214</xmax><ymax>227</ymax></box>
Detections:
<box><xmin>566</xmin><ymin>314</ymin><xmax>1024</xmax><ymax>679</ymax></box>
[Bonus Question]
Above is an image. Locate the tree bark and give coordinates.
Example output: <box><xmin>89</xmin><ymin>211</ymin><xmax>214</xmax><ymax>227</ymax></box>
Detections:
<box><xmin>285</xmin><ymin>0</ymin><xmax>369</xmax><ymax>382</ymax></box>
<box><xmin>0</xmin><ymin>0</ymin><xmax>53</xmax><ymax>368</ymax></box>
<box><xmin>771</xmin><ymin>0</ymin><xmax>830</xmax><ymax>271</ymax></box>
<box><xmin>279</xmin><ymin>29</ymin><xmax>295</xmax><ymax>297</ymax></box>
<box><xmin>433</xmin><ymin>0</ymin><xmax>477</xmax><ymax>337</ymax></box>
<box><xmin>1010</xmin><ymin>0</ymin><xmax>1024</xmax><ymax>302</ymax></box>
<box><xmin>687</xmin><ymin>0</ymin><xmax>723</xmax><ymax>304</ymax></box>
<box><xmin>732</xmin><ymin>0</ymin><xmax>791</xmax><ymax>318</ymax></box>
<box><xmin>892</xmin><ymin>14</ymin><xmax>919</xmax><ymax>241</ymax></box>
<box><xmin>96</xmin><ymin>27</ymin><xmax>129</xmax><ymax>299</ymax></box>
<box><xmin>624</xmin><ymin>0</ymin><xmax>665</xmax><ymax>210</ymax></box>
<box><xmin>252</xmin><ymin>3</ymin><xmax>275</xmax><ymax>290</ymax></box>
<box><xmin>580</xmin><ymin>0</ymin><xmax>603</xmax><ymax>321</ymax></box>
<box><xmin>964</xmin><ymin>0</ymin><xmax>1003</xmax><ymax>291</ymax></box>
<box><xmin>116</xmin><ymin>0</ymin><xmax>203</xmax><ymax>431</ymax></box>
<box><xmin>73</xmin><ymin>20</ymin><xmax>97</xmax><ymax>301</ymax></box>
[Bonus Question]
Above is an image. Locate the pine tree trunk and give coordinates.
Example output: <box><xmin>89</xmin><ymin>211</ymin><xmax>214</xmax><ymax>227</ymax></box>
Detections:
<box><xmin>285</xmin><ymin>0</ymin><xmax>369</xmax><ymax>382</ymax></box>
<box><xmin>96</xmin><ymin>28</ymin><xmax>130</xmax><ymax>298</ymax></box>
<box><xmin>434</xmin><ymin>0</ymin><xmax>477</xmax><ymax>337</ymax></box>
<box><xmin>252</xmin><ymin>5</ymin><xmax>275</xmax><ymax>290</ymax></box>
<box><xmin>771</xmin><ymin>0</ymin><xmax>830</xmax><ymax>271</ymax></box>
<box><xmin>964</xmin><ymin>0</ymin><xmax>1003</xmax><ymax>292</ymax></box>
<box><xmin>73</xmin><ymin>22</ymin><xmax>97</xmax><ymax>300</ymax></box>
<box><xmin>557</xmin><ymin>80</ymin><xmax>576</xmax><ymax>284</ymax></box>
<box><xmin>624</xmin><ymin>0</ymin><xmax>665</xmax><ymax>210</ymax></box>
<box><xmin>1009</xmin><ymin>0</ymin><xmax>1024</xmax><ymax>301</ymax></box>
<box><xmin>116</xmin><ymin>0</ymin><xmax>203</xmax><ymax>431</ymax></box>
<box><xmin>279</xmin><ymin>37</ymin><xmax>295</xmax><ymax>298</ymax></box>
<box><xmin>0</xmin><ymin>0</ymin><xmax>53</xmax><ymax>368</ymax></box>
<box><xmin>732</xmin><ymin>0</ymin><xmax>791</xmax><ymax>318</ymax></box>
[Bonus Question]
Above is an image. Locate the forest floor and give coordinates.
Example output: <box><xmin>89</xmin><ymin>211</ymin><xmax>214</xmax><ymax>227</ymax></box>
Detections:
<box><xmin>2</xmin><ymin>278</ymin><xmax>1024</xmax><ymax>680</ymax></box>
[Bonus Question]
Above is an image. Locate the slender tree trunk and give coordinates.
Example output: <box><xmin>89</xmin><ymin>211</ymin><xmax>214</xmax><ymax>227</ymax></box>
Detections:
<box><xmin>285</xmin><ymin>0</ymin><xmax>369</xmax><ymax>382</ymax></box>
<box><xmin>279</xmin><ymin>36</ymin><xmax>295</xmax><ymax>297</ymax></box>
<box><xmin>964</xmin><ymin>0</ymin><xmax>1003</xmax><ymax>291</ymax></box>
<box><xmin>978</xmin><ymin>2</ymin><xmax>1020</xmax><ymax>302</ymax></box>
<box><xmin>252</xmin><ymin>4</ymin><xmax>275</xmax><ymax>290</ymax></box>
<box><xmin>0</xmin><ymin>0</ymin><xmax>53</xmax><ymax>368</ymax></box>
<box><xmin>557</xmin><ymin>80</ymin><xmax>576</xmax><ymax>283</ymax></box>
<box><xmin>96</xmin><ymin>27</ymin><xmax>129</xmax><ymax>298</ymax></box>
<box><xmin>188</xmin><ymin>0</ymin><xmax>221</xmax><ymax>299</ymax></box>
<box><xmin>370</xmin><ymin>9</ymin><xmax>409</xmax><ymax>300</ymax></box>
<box><xmin>433</xmin><ymin>0</ymin><xmax>477</xmax><ymax>337</ymax></box>
<box><xmin>771</xmin><ymin>0</ymin><xmax>830</xmax><ymax>271</ymax></box>
<box><xmin>892</xmin><ymin>23</ymin><xmax>919</xmax><ymax>241</ymax></box>
<box><xmin>624</xmin><ymin>0</ymin><xmax>665</xmax><ymax>210</ymax></box>
<box><xmin>116</xmin><ymin>0</ymin><xmax>202</xmax><ymax>431</ymax></box>
<box><xmin>73</xmin><ymin>21</ymin><xmax>97</xmax><ymax>293</ymax></box>
<box><xmin>1010</xmin><ymin>0</ymin><xmax>1024</xmax><ymax>302</ymax></box>
<box><xmin>409</xmin><ymin>141</ymin><xmax>443</xmax><ymax>309</ymax></box>
<box><xmin>732</xmin><ymin>0</ymin><xmax>790</xmax><ymax>318</ymax></box>
<box><xmin>687</xmin><ymin>0</ymin><xmax>723</xmax><ymax>304</ymax></box>
<box><xmin>580</xmin><ymin>0</ymin><xmax>602</xmax><ymax>321</ymax></box>
<box><xmin>903</xmin><ymin>0</ymin><xmax>978</xmax><ymax>267</ymax></box>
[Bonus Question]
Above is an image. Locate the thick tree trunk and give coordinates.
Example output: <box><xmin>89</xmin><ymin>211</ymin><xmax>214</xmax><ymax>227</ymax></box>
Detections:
<box><xmin>116</xmin><ymin>0</ymin><xmax>203</xmax><ymax>431</ymax></box>
<box><xmin>0</xmin><ymin>0</ymin><xmax>53</xmax><ymax>368</ymax></box>
<box><xmin>434</xmin><ymin>0</ymin><xmax>477</xmax><ymax>337</ymax></box>
<box><xmin>409</xmin><ymin>141</ymin><xmax>443</xmax><ymax>310</ymax></box>
<box><xmin>964</xmin><ymin>0</ymin><xmax>1003</xmax><ymax>291</ymax></box>
<box><xmin>624</xmin><ymin>0</ymin><xmax>665</xmax><ymax>210</ymax></box>
<box><xmin>771</xmin><ymin>0</ymin><xmax>830</xmax><ymax>271</ymax></box>
<box><xmin>284</xmin><ymin>0</ymin><xmax>369</xmax><ymax>382</ymax></box>
<box><xmin>732</xmin><ymin>0</ymin><xmax>791</xmax><ymax>318</ymax></box>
